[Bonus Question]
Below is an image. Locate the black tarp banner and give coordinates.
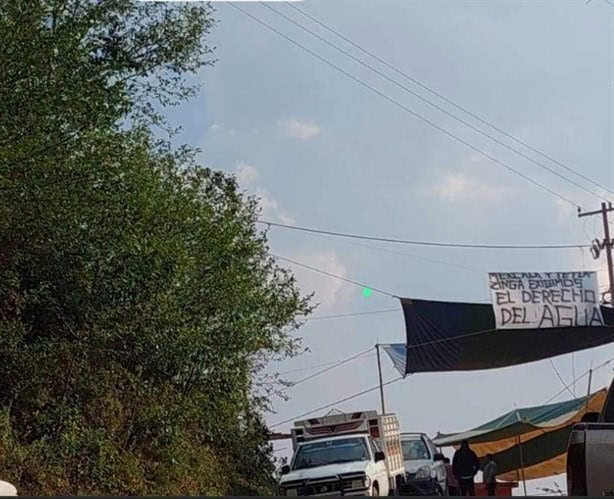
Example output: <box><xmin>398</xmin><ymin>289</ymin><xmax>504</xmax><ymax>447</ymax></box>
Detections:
<box><xmin>397</xmin><ymin>298</ymin><xmax>614</xmax><ymax>373</ymax></box>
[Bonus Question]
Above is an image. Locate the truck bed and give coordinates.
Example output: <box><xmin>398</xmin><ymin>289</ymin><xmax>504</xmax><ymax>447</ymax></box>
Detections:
<box><xmin>580</xmin><ymin>423</ymin><xmax>614</xmax><ymax>496</ymax></box>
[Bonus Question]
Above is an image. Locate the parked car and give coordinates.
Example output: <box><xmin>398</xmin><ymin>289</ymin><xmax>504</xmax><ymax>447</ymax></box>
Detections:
<box><xmin>400</xmin><ymin>433</ymin><xmax>447</xmax><ymax>496</ymax></box>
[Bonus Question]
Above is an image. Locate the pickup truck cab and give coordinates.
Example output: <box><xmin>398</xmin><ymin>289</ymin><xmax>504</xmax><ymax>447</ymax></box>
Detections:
<box><xmin>400</xmin><ymin>433</ymin><xmax>447</xmax><ymax>496</ymax></box>
<box><xmin>567</xmin><ymin>376</ymin><xmax>614</xmax><ymax>496</ymax></box>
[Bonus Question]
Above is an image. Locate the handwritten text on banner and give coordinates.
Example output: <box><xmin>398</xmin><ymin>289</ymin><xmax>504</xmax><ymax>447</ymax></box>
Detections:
<box><xmin>488</xmin><ymin>272</ymin><xmax>604</xmax><ymax>329</ymax></box>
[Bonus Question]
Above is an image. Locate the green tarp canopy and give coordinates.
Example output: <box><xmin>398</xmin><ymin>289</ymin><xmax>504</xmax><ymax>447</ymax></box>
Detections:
<box><xmin>432</xmin><ymin>389</ymin><xmax>607</xmax><ymax>481</ymax></box>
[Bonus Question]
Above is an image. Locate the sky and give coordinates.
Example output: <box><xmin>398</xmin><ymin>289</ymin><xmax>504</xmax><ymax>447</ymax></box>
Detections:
<box><xmin>165</xmin><ymin>0</ymin><xmax>614</xmax><ymax>494</ymax></box>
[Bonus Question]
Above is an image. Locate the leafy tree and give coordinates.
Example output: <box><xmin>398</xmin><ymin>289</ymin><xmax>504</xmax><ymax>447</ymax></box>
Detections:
<box><xmin>0</xmin><ymin>1</ymin><xmax>310</xmax><ymax>494</ymax></box>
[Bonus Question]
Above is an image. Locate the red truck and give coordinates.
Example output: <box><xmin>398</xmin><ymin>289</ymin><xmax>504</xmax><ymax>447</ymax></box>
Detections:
<box><xmin>566</xmin><ymin>375</ymin><xmax>614</xmax><ymax>496</ymax></box>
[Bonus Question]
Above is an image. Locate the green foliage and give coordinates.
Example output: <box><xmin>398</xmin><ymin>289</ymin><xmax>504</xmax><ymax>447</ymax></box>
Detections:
<box><xmin>0</xmin><ymin>0</ymin><xmax>310</xmax><ymax>494</ymax></box>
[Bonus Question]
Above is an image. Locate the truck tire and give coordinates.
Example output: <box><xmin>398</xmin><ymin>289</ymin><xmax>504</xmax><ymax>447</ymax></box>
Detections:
<box><xmin>372</xmin><ymin>483</ymin><xmax>380</xmax><ymax>496</ymax></box>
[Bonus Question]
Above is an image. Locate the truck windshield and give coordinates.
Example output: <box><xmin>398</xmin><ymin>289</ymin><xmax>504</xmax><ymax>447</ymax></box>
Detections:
<box><xmin>292</xmin><ymin>437</ymin><xmax>369</xmax><ymax>470</ymax></box>
<box><xmin>402</xmin><ymin>439</ymin><xmax>429</xmax><ymax>461</ymax></box>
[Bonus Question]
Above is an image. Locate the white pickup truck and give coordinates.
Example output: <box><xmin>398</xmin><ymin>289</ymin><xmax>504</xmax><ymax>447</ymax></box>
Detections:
<box><xmin>567</xmin><ymin>376</ymin><xmax>614</xmax><ymax>496</ymax></box>
<box><xmin>279</xmin><ymin>410</ymin><xmax>406</xmax><ymax>496</ymax></box>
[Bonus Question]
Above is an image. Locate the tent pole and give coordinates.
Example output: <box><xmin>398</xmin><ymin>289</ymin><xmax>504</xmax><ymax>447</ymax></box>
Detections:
<box><xmin>376</xmin><ymin>344</ymin><xmax>386</xmax><ymax>414</ymax></box>
<box><xmin>585</xmin><ymin>368</ymin><xmax>593</xmax><ymax>412</ymax></box>
<box><xmin>516</xmin><ymin>435</ymin><xmax>528</xmax><ymax>496</ymax></box>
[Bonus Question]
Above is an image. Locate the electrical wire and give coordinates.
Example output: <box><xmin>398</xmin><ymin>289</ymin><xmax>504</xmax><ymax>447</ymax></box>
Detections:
<box><xmin>405</xmin><ymin>327</ymin><xmax>496</xmax><ymax>350</ymax></box>
<box><xmin>288</xmin><ymin>348</ymin><xmax>374</xmax><ymax>387</ymax></box>
<box><xmin>545</xmin><ymin>359</ymin><xmax>603</xmax><ymax>413</ymax></box>
<box><xmin>344</xmin><ymin>240</ymin><xmax>485</xmax><ymax>274</ymax></box>
<box><xmin>278</xmin><ymin>360</ymin><xmax>345</xmax><ymax>376</ymax></box>
<box><xmin>302</xmin><ymin>228</ymin><xmax>486</xmax><ymax>274</ymax></box>
<box><xmin>306</xmin><ymin>308</ymin><xmax>400</xmax><ymax>322</ymax></box>
<box><xmin>261</xmin><ymin>220</ymin><xmax>589</xmax><ymax>250</ymax></box>
<box><xmin>228</xmin><ymin>3</ymin><xmax>581</xmax><ymax>208</ymax></box>
<box><xmin>285</xmin><ymin>1</ymin><xmax>614</xmax><ymax>198</ymax></box>
<box><xmin>548</xmin><ymin>358</ymin><xmax>577</xmax><ymax>401</ymax></box>
<box><xmin>270</xmin><ymin>253</ymin><xmax>397</xmax><ymax>298</ymax></box>
<box><xmin>262</xmin><ymin>2</ymin><xmax>607</xmax><ymax>202</ymax></box>
<box><xmin>543</xmin><ymin>358</ymin><xmax>613</xmax><ymax>405</ymax></box>
<box><xmin>271</xmin><ymin>348</ymin><xmax>613</xmax><ymax>431</ymax></box>
<box><xmin>275</xmin><ymin>255</ymin><xmax>599</xmax><ymax>352</ymax></box>
<box><xmin>269</xmin><ymin>376</ymin><xmax>405</xmax><ymax>428</ymax></box>
<box><xmin>275</xmin><ymin>252</ymin><xmax>606</xmax><ymax>352</ymax></box>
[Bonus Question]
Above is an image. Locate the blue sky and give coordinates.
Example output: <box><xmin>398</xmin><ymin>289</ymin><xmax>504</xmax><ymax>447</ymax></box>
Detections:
<box><xmin>166</xmin><ymin>0</ymin><xmax>613</xmax><ymax>493</ymax></box>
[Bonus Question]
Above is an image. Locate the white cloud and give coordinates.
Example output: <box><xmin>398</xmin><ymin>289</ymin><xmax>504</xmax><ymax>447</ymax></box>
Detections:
<box><xmin>288</xmin><ymin>250</ymin><xmax>352</xmax><ymax>314</ymax></box>
<box><xmin>233</xmin><ymin>161</ymin><xmax>295</xmax><ymax>224</ymax></box>
<box><xmin>236</xmin><ymin>161</ymin><xmax>260</xmax><ymax>187</ymax></box>
<box><xmin>255</xmin><ymin>187</ymin><xmax>295</xmax><ymax>225</ymax></box>
<box><xmin>278</xmin><ymin>118</ymin><xmax>321</xmax><ymax>141</ymax></box>
<box><xmin>432</xmin><ymin>172</ymin><xmax>501</xmax><ymax>201</ymax></box>
<box><xmin>208</xmin><ymin>123</ymin><xmax>236</xmax><ymax>136</ymax></box>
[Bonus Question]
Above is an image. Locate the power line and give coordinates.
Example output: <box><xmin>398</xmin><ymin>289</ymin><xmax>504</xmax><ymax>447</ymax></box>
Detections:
<box><xmin>306</xmin><ymin>308</ymin><xmax>400</xmax><ymax>322</ymax></box>
<box><xmin>279</xmin><ymin>359</ymin><xmax>352</xmax><ymax>376</ymax></box>
<box><xmin>270</xmin><ymin>253</ymin><xmax>397</xmax><ymax>298</ymax></box>
<box><xmin>543</xmin><ymin>357</ymin><xmax>613</xmax><ymax>405</ymax></box>
<box><xmin>262</xmin><ymin>2</ymin><xmax>608</xmax><ymax>202</ymax></box>
<box><xmin>343</xmin><ymin>239</ymin><xmax>485</xmax><ymax>273</ymax></box>
<box><xmin>271</xmin><ymin>351</ymin><xmax>613</xmax><ymax>431</ymax></box>
<box><xmin>546</xmin><ymin>358</ymin><xmax>602</xmax><ymax>412</ymax></box>
<box><xmin>402</xmin><ymin>327</ymin><xmax>496</xmax><ymax>351</ymax></box>
<box><xmin>548</xmin><ymin>358</ymin><xmax>576</xmax><ymax>400</ymax></box>
<box><xmin>285</xmin><ymin>1</ymin><xmax>614</xmax><ymax>198</ymax></box>
<box><xmin>301</xmin><ymin>228</ymin><xmax>486</xmax><ymax>274</ymax></box>
<box><xmin>228</xmin><ymin>2</ymin><xmax>580</xmax><ymax>208</ymax></box>
<box><xmin>261</xmin><ymin>220</ymin><xmax>588</xmax><ymax>250</ymax></box>
<box><xmin>276</xmin><ymin>256</ymin><xmax>606</xmax><ymax>351</ymax></box>
<box><xmin>289</xmin><ymin>348</ymin><xmax>373</xmax><ymax>387</ymax></box>
<box><xmin>270</xmin><ymin>376</ymin><xmax>405</xmax><ymax>428</ymax></box>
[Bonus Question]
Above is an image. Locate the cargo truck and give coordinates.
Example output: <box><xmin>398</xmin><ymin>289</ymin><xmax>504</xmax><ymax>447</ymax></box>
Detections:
<box><xmin>279</xmin><ymin>410</ymin><xmax>406</xmax><ymax>496</ymax></box>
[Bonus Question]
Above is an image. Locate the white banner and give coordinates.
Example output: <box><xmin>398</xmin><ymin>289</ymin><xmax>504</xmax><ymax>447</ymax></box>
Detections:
<box><xmin>488</xmin><ymin>272</ymin><xmax>604</xmax><ymax>329</ymax></box>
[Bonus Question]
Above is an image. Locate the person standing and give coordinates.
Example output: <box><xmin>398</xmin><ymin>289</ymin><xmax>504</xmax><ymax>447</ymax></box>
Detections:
<box><xmin>452</xmin><ymin>440</ymin><xmax>480</xmax><ymax>496</ymax></box>
<box><xmin>482</xmin><ymin>454</ymin><xmax>498</xmax><ymax>496</ymax></box>
<box><xmin>444</xmin><ymin>457</ymin><xmax>458</xmax><ymax>496</ymax></box>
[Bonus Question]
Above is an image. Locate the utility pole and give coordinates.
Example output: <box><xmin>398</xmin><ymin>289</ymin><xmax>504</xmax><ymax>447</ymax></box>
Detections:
<box><xmin>517</xmin><ymin>434</ymin><xmax>528</xmax><ymax>497</ymax></box>
<box><xmin>375</xmin><ymin>344</ymin><xmax>386</xmax><ymax>414</ymax></box>
<box><xmin>578</xmin><ymin>202</ymin><xmax>614</xmax><ymax>304</ymax></box>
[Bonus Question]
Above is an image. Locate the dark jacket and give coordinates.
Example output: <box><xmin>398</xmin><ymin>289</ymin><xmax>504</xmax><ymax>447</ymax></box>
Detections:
<box><xmin>452</xmin><ymin>446</ymin><xmax>480</xmax><ymax>479</ymax></box>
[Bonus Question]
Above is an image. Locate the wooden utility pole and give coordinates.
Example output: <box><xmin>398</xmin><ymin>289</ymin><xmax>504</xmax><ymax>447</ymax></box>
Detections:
<box><xmin>516</xmin><ymin>434</ymin><xmax>528</xmax><ymax>497</ymax></box>
<box><xmin>375</xmin><ymin>344</ymin><xmax>386</xmax><ymax>414</ymax></box>
<box><xmin>578</xmin><ymin>202</ymin><xmax>614</xmax><ymax>304</ymax></box>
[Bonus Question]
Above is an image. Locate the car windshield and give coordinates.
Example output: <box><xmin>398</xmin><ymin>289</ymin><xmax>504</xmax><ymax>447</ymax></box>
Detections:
<box><xmin>402</xmin><ymin>439</ymin><xmax>430</xmax><ymax>461</ymax></box>
<box><xmin>292</xmin><ymin>437</ymin><xmax>370</xmax><ymax>470</ymax></box>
